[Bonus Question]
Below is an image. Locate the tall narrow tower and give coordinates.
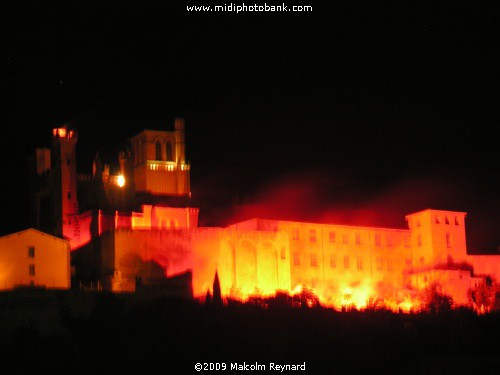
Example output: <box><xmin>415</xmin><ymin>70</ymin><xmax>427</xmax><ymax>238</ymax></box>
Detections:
<box><xmin>51</xmin><ymin>127</ymin><xmax>80</xmax><ymax>243</ymax></box>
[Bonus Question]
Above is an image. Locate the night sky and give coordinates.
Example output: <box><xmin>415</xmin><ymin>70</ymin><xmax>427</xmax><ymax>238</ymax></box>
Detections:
<box><xmin>2</xmin><ymin>2</ymin><xmax>498</xmax><ymax>252</ymax></box>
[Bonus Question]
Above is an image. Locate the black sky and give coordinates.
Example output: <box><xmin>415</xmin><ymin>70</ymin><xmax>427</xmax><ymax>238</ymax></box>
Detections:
<box><xmin>2</xmin><ymin>2</ymin><xmax>498</xmax><ymax>252</ymax></box>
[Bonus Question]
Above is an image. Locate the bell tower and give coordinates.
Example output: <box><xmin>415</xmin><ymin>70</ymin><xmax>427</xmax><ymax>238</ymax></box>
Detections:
<box><xmin>51</xmin><ymin>127</ymin><xmax>80</xmax><ymax>243</ymax></box>
<box><xmin>129</xmin><ymin>118</ymin><xmax>191</xmax><ymax>200</ymax></box>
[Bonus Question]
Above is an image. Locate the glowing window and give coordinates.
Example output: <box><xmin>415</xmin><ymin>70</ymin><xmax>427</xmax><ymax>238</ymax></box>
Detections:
<box><xmin>416</xmin><ymin>218</ymin><xmax>420</xmax><ymax>227</ymax></box>
<box><xmin>418</xmin><ymin>234</ymin><xmax>422</xmax><ymax>247</ymax></box>
<box><xmin>309</xmin><ymin>229</ymin><xmax>316</xmax><ymax>242</ymax></box>
<box><xmin>329</xmin><ymin>231</ymin><xmax>336</xmax><ymax>243</ymax></box>
<box><xmin>342</xmin><ymin>234</ymin><xmax>348</xmax><ymax>244</ymax></box>
<box><xmin>419</xmin><ymin>256</ymin><xmax>424</xmax><ymax>265</ymax></box>
<box><xmin>29</xmin><ymin>264</ymin><xmax>35</xmax><ymax>276</ymax></box>
<box><xmin>343</xmin><ymin>255</ymin><xmax>350</xmax><ymax>269</ymax></box>
<box><xmin>446</xmin><ymin>233</ymin><xmax>452</xmax><ymax>248</ymax></box>
<box><xmin>28</xmin><ymin>246</ymin><xmax>35</xmax><ymax>258</ymax></box>
<box><xmin>375</xmin><ymin>234</ymin><xmax>382</xmax><ymax>246</ymax></box>
<box><xmin>280</xmin><ymin>247</ymin><xmax>286</xmax><ymax>260</ymax></box>
<box><xmin>355</xmin><ymin>233</ymin><xmax>361</xmax><ymax>245</ymax></box>
<box><xmin>293</xmin><ymin>252</ymin><xmax>300</xmax><ymax>266</ymax></box>
<box><xmin>387</xmin><ymin>260</ymin><xmax>393</xmax><ymax>272</ymax></box>
<box><xmin>310</xmin><ymin>254</ymin><xmax>317</xmax><ymax>267</ymax></box>
<box><xmin>155</xmin><ymin>141</ymin><xmax>162</xmax><ymax>161</ymax></box>
<box><xmin>292</xmin><ymin>228</ymin><xmax>299</xmax><ymax>241</ymax></box>
<box><xmin>445</xmin><ymin>216</ymin><xmax>450</xmax><ymax>225</ymax></box>
<box><xmin>435</xmin><ymin>216</ymin><xmax>441</xmax><ymax>224</ymax></box>
<box><xmin>166</xmin><ymin>141</ymin><xmax>173</xmax><ymax>161</ymax></box>
<box><xmin>330</xmin><ymin>256</ymin><xmax>336</xmax><ymax>268</ymax></box>
<box><xmin>454</xmin><ymin>217</ymin><xmax>459</xmax><ymax>226</ymax></box>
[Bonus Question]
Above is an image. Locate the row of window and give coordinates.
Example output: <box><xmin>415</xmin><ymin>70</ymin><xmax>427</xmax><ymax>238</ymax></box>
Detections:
<box><xmin>292</xmin><ymin>229</ymin><xmax>453</xmax><ymax>248</ymax></box>
<box><xmin>292</xmin><ymin>228</ymin><xmax>395</xmax><ymax>246</ymax></box>
<box><xmin>133</xmin><ymin>139</ymin><xmax>175</xmax><ymax>166</ymax></box>
<box><xmin>413</xmin><ymin>216</ymin><xmax>460</xmax><ymax>227</ymax></box>
<box><xmin>155</xmin><ymin>140</ymin><xmax>174</xmax><ymax>161</ymax></box>
<box><xmin>292</xmin><ymin>254</ymin><xmax>394</xmax><ymax>271</ymax></box>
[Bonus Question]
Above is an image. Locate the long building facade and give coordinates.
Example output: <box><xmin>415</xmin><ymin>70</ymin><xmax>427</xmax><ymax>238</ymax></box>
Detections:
<box><xmin>27</xmin><ymin>119</ymin><xmax>499</xmax><ymax>312</ymax></box>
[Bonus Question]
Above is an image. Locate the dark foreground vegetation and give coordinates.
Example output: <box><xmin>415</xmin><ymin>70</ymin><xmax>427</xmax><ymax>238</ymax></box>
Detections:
<box><xmin>0</xmin><ymin>289</ymin><xmax>499</xmax><ymax>374</ymax></box>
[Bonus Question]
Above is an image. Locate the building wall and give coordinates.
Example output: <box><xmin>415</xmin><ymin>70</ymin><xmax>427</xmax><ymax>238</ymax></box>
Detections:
<box><xmin>469</xmin><ymin>255</ymin><xmax>500</xmax><ymax>281</ymax></box>
<box><xmin>267</xmin><ymin>220</ymin><xmax>412</xmax><ymax>304</ymax></box>
<box><xmin>0</xmin><ymin>229</ymin><xmax>70</xmax><ymax>290</ymax></box>
<box><xmin>406</xmin><ymin>210</ymin><xmax>468</xmax><ymax>266</ymax></box>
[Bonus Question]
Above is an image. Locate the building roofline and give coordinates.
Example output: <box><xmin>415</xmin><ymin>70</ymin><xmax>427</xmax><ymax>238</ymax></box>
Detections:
<box><xmin>0</xmin><ymin>228</ymin><xmax>69</xmax><ymax>244</ymax></box>
<box><xmin>405</xmin><ymin>208</ymin><xmax>467</xmax><ymax>218</ymax></box>
<box><xmin>228</xmin><ymin>217</ymin><xmax>409</xmax><ymax>232</ymax></box>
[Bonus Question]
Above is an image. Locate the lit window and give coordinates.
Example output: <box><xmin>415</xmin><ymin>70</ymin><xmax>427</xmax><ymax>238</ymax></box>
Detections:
<box><xmin>344</xmin><ymin>255</ymin><xmax>350</xmax><ymax>269</ymax></box>
<box><xmin>292</xmin><ymin>228</ymin><xmax>299</xmax><ymax>241</ymax></box>
<box><xmin>293</xmin><ymin>253</ymin><xmax>300</xmax><ymax>266</ymax></box>
<box><xmin>418</xmin><ymin>234</ymin><xmax>422</xmax><ymax>247</ymax></box>
<box><xmin>310</xmin><ymin>254</ymin><xmax>317</xmax><ymax>267</ymax></box>
<box><xmin>416</xmin><ymin>218</ymin><xmax>420</xmax><ymax>227</ymax></box>
<box><xmin>405</xmin><ymin>258</ymin><xmax>412</xmax><ymax>266</ymax></box>
<box><xmin>435</xmin><ymin>216</ymin><xmax>440</xmax><ymax>224</ymax></box>
<box><xmin>376</xmin><ymin>257</ymin><xmax>383</xmax><ymax>270</ymax></box>
<box><xmin>330</xmin><ymin>256</ymin><xmax>336</xmax><ymax>268</ymax></box>
<box><xmin>356</xmin><ymin>257</ymin><xmax>363</xmax><ymax>270</ymax></box>
<box><xmin>280</xmin><ymin>247</ymin><xmax>286</xmax><ymax>260</ymax></box>
<box><xmin>454</xmin><ymin>217</ymin><xmax>459</xmax><ymax>226</ymax></box>
<box><xmin>419</xmin><ymin>256</ymin><xmax>424</xmax><ymax>265</ymax></box>
<box><xmin>28</xmin><ymin>246</ymin><xmax>35</xmax><ymax>258</ymax></box>
<box><xmin>309</xmin><ymin>229</ymin><xmax>317</xmax><ymax>242</ymax></box>
<box><xmin>329</xmin><ymin>231</ymin><xmax>336</xmax><ymax>243</ymax></box>
<box><xmin>29</xmin><ymin>264</ymin><xmax>35</xmax><ymax>276</ymax></box>
<box><xmin>355</xmin><ymin>233</ymin><xmax>361</xmax><ymax>245</ymax></box>
<box><xmin>446</xmin><ymin>233</ymin><xmax>452</xmax><ymax>248</ymax></box>
<box><xmin>445</xmin><ymin>216</ymin><xmax>450</xmax><ymax>225</ymax></box>
<box><xmin>155</xmin><ymin>141</ymin><xmax>162</xmax><ymax>161</ymax></box>
<box><xmin>375</xmin><ymin>234</ymin><xmax>382</xmax><ymax>246</ymax></box>
<box><xmin>342</xmin><ymin>234</ymin><xmax>349</xmax><ymax>244</ymax></box>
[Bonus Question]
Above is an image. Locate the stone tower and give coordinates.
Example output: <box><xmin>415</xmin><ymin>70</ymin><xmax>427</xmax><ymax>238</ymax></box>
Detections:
<box><xmin>128</xmin><ymin>117</ymin><xmax>190</xmax><ymax>200</ymax></box>
<box><xmin>50</xmin><ymin>127</ymin><xmax>80</xmax><ymax>243</ymax></box>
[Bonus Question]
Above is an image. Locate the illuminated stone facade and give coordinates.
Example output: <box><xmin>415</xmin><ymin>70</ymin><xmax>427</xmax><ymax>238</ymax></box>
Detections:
<box><xmin>26</xmin><ymin>120</ymin><xmax>499</xmax><ymax>311</ymax></box>
<box><xmin>0</xmin><ymin>229</ymin><xmax>70</xmax><ymax>290</ymax></box>
<box><xmin>129</xmin><ymin>117</ymin><xmax>190</xmax><ymax>197</ymax></box>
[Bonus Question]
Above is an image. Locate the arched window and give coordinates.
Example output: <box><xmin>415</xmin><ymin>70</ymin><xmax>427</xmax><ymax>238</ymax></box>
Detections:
<box><xmin>166</xmin><ymin>141</ymin><xmax>173</xmax><ymax>161</ymax></box>
<box><xmin>155</xmin><ymin>141</ymin><xmax>162</xmax><ymax>160</ymax></box>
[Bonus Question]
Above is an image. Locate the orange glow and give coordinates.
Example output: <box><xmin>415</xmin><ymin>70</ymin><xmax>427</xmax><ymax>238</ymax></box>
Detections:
<box><xmin>117</xmin><ymin>175</ymin><xmax>125</xmax><ymax>187</ymax></box>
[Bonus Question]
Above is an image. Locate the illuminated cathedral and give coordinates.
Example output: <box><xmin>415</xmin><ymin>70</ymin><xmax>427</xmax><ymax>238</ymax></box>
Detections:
<box><xmin>23</xmin><ymin>118</ymin><xmax>499</xmax><ymax>312</ymax></box>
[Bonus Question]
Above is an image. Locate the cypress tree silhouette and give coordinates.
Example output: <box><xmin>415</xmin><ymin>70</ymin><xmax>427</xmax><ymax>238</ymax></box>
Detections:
<box><xmin>205</xmin><ymin>289</ymin><xmax>212</xmax><ymax>305</ymax></box>
<box><xmin>213</xmin><ymin>271</ymin><xmax>222</xmax><ymax>306</ymax></box>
